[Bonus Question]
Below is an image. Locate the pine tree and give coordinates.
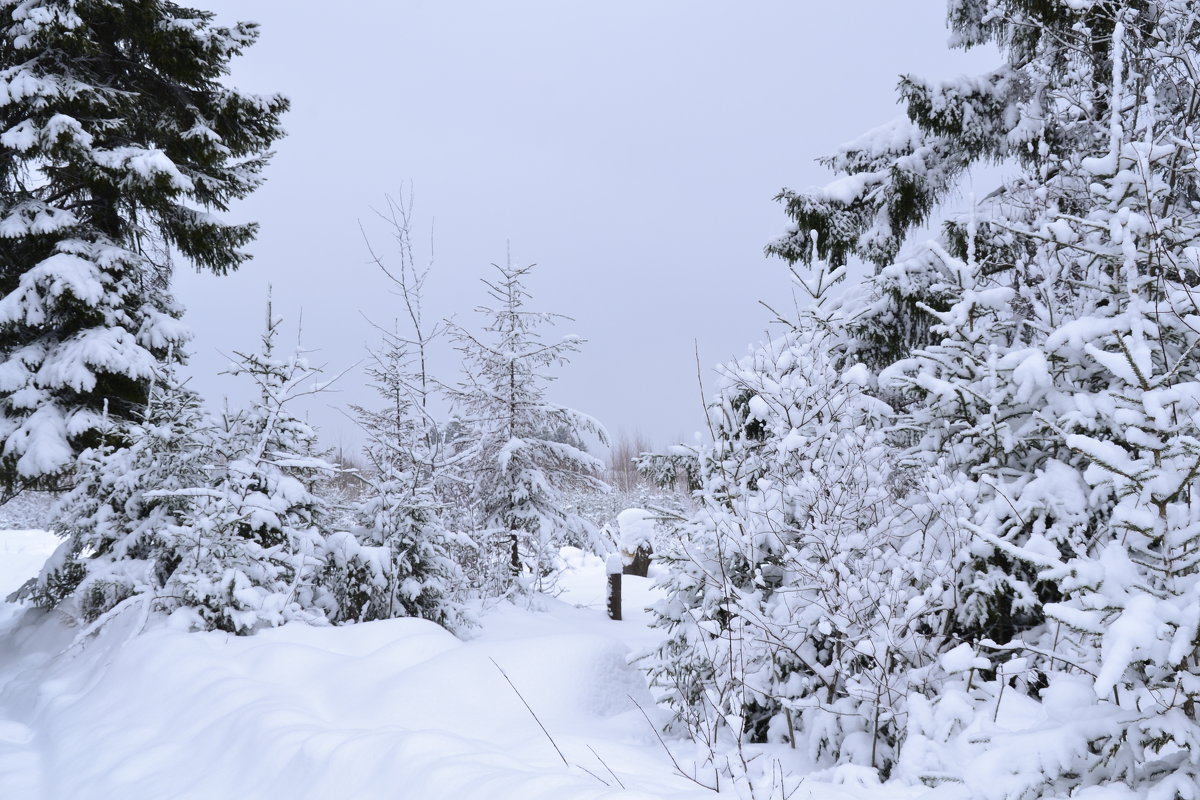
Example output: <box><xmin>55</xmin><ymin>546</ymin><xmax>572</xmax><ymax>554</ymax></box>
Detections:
<box><xmin>0</xmin><ymin>1</ymin><xmax>287</xmax><ymax>489</ymax></box>
<box><xmin>452</xmin><ymin>258</ymin><xmax>608</xmax><ymax>592</ymax></box>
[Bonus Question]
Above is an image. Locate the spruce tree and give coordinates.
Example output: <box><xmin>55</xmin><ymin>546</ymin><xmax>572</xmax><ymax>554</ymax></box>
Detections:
<box><xmin>168</xmin><ymin>306</ymin><xmax>335</xmax><ymax>633</ymax></box>
<box><xmin>323</xmin><ymin>192</ymin><xmax>466</xmax><ymax>629</ymax></box>
<box><xmin>452</xmin><ymin>258</ymin><xmax>608</xmax><ymax>592</ymax></box>
<box><xmin>0</xmin><ymin>1</ymin><xmax>287</xmax><ymax>489</ymax></box>
<box><xmin>20</xmin><ymin>360</ymin><xmax>211</xmax><ymax>623</ymax></box>
<box><xmin>763</xmin><ymin>1</ymin><xmax>1200</xmax><ymax>794</ymax></box>
<box><xmin>332</xmin><ymin>320</ymin><xmax>464</xmax><ymax>629</ymax></box>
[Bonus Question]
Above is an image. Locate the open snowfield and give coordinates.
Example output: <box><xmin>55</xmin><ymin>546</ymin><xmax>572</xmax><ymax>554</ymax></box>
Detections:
<box><xmin>0</xmin><ymin>531</ymin><xmax>955</xmax><ymax>800</ymax></box>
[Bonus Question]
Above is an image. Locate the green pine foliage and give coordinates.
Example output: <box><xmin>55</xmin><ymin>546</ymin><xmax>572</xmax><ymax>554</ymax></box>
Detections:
<box><xmin>0</xmin><ymin>0</ymin><xmax>286</xmax><ymax>488</ymax></box>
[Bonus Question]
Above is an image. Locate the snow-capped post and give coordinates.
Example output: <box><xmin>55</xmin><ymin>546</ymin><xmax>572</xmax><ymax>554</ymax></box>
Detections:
<box><xmin>616</xmin><ymin>508</ymin><xmax>655</xmax><ymax>577</ymax></box>
<box><xmin>606</xmin><ymin>554</ymin><xmax>623</xmax><ymax>621</ymax></box>
<box><xmin>623</xmin><ymin>546</ymin><xmax>652</xmax><ymax>577</ymax></box>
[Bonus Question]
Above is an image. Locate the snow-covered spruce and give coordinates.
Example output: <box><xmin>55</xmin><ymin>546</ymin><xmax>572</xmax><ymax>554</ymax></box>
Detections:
<box><xmin>0</xmin><ymin>1</ymin><xmax>286</xmax><ymax>488</ymax></box>
<box><xmin>19</xmin><ymin>362</ymin><xmax>210</xmax><ymax>623</ymax></box>
<box><xmin>333</xmin><ymin>300</ymin><xmax>466</xmax><ymax>630</ymax></box>
<box><xmin>769</xmin><ymin>1</ymin><xmax>1200</xmax><ymax>796</ymax></box>
<box><xmin>451</xmin><ymin>258</ymin><xmax>609</xmax><ymax>593</ymax></box>
<box><xmin>160</xmin><ymin>308</ymin><xmax>337</xmax><ymax>633</ymax></box>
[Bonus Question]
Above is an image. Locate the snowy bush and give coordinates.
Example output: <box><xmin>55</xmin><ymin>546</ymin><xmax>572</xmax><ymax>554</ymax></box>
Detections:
<box><xmin>646</xmin><ymin>317</ymin><xmax>954</xmax><ymax>775</ymax></box>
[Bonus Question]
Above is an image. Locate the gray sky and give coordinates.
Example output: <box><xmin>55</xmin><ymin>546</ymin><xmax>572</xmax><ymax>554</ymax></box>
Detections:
<box><xmin>176</xmin><ymin>1</ymin><xmax>1000</xmax><ymax>455</ymax></box>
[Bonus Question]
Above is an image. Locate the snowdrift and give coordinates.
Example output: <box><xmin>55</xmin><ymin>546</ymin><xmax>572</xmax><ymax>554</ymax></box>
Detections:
<box><xmin>0</xmin><ymin>538</ymin><xmax>706</xmax><ymax>799</ymax></box>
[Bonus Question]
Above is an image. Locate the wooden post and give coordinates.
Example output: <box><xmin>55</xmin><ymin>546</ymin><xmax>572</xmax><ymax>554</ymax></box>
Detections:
<box><xmin>623</xmin><ymin>545</ymin><xmax>653</xmax><ymax>577</ymax></box>
<box><xmin>606</xmin><ymin>554</ymin><xmax>623</xmax><ymax>621</ymax></box>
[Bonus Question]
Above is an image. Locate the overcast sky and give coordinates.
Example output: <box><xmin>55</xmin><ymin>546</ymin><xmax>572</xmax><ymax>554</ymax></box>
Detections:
<box><xmin>176</xmin><ymin>1</ymin><xmax>1000</xmax><ymax>455</ymax></box>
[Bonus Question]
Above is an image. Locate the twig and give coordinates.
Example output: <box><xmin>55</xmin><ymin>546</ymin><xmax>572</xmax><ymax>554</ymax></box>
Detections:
<box><xmin>59</xmin><ymin>592</ymin><xmax>151</xmax><ymax>657</ymax></box>
<box><xmin>628</xmin><ymin>694</ymin><xmax>719</xmax><ymax>792</ymax></box>
<box><xmin>587</xmin><ymin>745</ymin><xmax>626</xmax><ymax>790</ymax></box>
<box><xmin>575</xmin><ymin>764</ymin><xmax>611</xmax><ymax>787</ymax></box>
<box><xmin>491</xmin><ymin>658</ymin><xmax>569</xmax><ymax>767</ymax></box>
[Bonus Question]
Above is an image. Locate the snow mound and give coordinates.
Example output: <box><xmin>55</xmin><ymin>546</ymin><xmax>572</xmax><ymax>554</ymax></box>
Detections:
<box><xmin>0</xmin><ymin>537</ymin><xmax>956</xmax><ymax>800</ymax></box>
<box><xmin>0</xmin><ymin>529</ymin><xmax>59</xmax><ymax>599</ymax></box>
<box><xmin>616</xmin><ymin>508</ymin><xmax>656</xmax><ymax>553</ymax></box>
<box><xmin>0</xmin><ymin>541</ymin><xmax>705</xmax><ymax>800</ymax></box>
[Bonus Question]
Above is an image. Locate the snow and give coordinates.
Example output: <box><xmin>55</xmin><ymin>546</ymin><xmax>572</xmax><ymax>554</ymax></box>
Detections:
<box><xmin>37</xmin><ymin>327</ymin><xmax>157</xmax><ymax>393</ymax></box>
<box><xmin>1094</xmin><ymin>592</ymin><xmax>1161</xmax><ymax>697</ymax></box>
<box><xmin>1003</xmin><ymin>349</ymin><xmax>1051</xmax><ymax>403</ymax></box>
<box><xmin>42</xmin><ymin>114</ymin><xmax>93</xmax><ymax>151</ymax></box>
<box><xmin>94</xmin><ymin>147</ymin><xmax>195</xmax><ymax>192</ymax></box>
<box><xmin>0</xmin><ymin>253</ymin><xmax>105</xmax><ymax>327</ymax></box>
<box><xmin>615</xmin><ymin>508</ymin><xmax>656</xmax><ymax>554</ymax></box>
<box><xmin>747</xmin><ymin>393</ymin><xmax>771</xmax><ymax>421</ymax></box>
<box><xmin>0</xmin><ymin>119</ymin><xmax>36</xmax><ymax>152</ymax></box>
<box><xmin>0</xmin><ymin>529</ymin><xmax>59</xmax><ymax>599</ymax></box>
<box><xmin>6</xmin><ymin>405</ymin><xmax>74</xmax><ymax>479</ymax></box>
<box><xmin>21</xmin><ymin>476</ymin><xmax>1180</xmax><ymax>800</ymax></box>
<box><xmin>939</xmin><ymin>643</ymin><xmax>989</xmax><ymax>674</ymax></box>
<box><xmin>841</xmin><ymin>363</ymin><xmax>872</xmax><ymax>387</ymax></box>
<box><xmin>818</xmin><ymin>171</ymin><xmax>883</xmax><ymax>205</ymax></box>
<box><xmin>0</xmin><ymin>531</ymin><xmax>981</xmax><ymax>800</ymax></box>
<box><xmin>0</xmin><ymin>535</ymin><xmax>689</xmax><ymax>799</ymax></box>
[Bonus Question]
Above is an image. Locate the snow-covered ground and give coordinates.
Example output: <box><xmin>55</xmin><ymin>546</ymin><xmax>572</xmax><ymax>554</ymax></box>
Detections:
<box><xmin>0</xmin><ymin>530</ymin><xmax>59</xmax><ymax>601</ymax></box>
<box><xmin>0</xmin><ymin>532</ymin><xmax>950</xmax><ymax>800</ymax></box>
<box><xmin>0</xmin><ymin>535</ymin><xmax>703</xmax><ymax>799</ymax></box>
